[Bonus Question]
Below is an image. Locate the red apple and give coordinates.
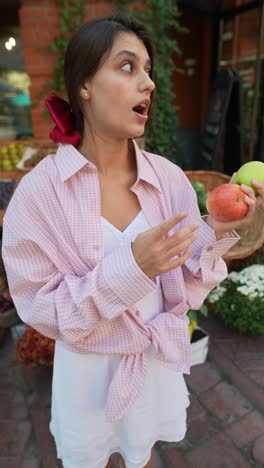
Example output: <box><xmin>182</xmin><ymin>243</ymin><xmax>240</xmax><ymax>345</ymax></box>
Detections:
<box><xmin>206</xmin><ymin>183</ymin><xmax>248</xmax><ymax>222</ymax></box>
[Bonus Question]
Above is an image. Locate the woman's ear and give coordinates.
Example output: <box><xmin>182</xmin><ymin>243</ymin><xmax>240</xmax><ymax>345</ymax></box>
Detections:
<box><xmin>79</xmin><ymin>81</ymin><xmax>90</xmax><ymax>100</ymax></box>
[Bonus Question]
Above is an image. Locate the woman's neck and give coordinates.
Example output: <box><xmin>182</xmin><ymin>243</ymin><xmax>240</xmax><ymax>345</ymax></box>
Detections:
<box><xmin>78</xmin><ymin>134</ymin><xmax>136</xmax><ymax>177</ymax></box>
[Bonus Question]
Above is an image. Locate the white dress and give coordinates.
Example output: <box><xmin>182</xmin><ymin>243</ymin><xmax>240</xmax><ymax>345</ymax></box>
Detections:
<box><xmin>50</xmin><ymin>210</ymin><xmax>190</xmax><ymax>468</ymax></box>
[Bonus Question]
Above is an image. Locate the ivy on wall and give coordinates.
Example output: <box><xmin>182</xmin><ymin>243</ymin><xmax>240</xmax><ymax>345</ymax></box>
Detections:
<box><xmin>40</xmin><ymin>0</ymin><xmax>85</xmax><ymax>98</ymax></box>
<box><xmin>113</xmin><ymin>0</ymin><xmax>131</xmax><ymax>11</ymax></box>
<box><xmin>129</xmin><ymin>0</ymin><xmax>188</xmax><ymax>166</ymax></box>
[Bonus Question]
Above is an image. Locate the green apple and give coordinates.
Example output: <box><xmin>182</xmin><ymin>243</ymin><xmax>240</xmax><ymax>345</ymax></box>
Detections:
<box><xmin>7</xmin><ymin>148</ymin><xmax>16</xmax><ymax>157</ymax></box>
<box><xmin>234</xmin><ymin>161</ymin><xmax>264</xmax><ymax>193</ymax></box>
<box><xmin>2</xmin><ymin>160</ymin><xmax>13</xmax><ymax>171</ymax></box>
<box><xmin>1</xmin><ymin>147</ymin><xmax>8</xmax><ymax>156</ymax></box>
<box><xmin>17</xmin><ymin>144</ymin><xmax>25</xmax><ymax>156</ymax></box>
<box><xmin>191</xmin><ymin>181</ymin><xmax>207</xmax><ymax>194</ymax></box>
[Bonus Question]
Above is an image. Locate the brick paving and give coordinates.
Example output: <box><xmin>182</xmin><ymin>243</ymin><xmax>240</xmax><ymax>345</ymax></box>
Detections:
<box><xmin>0</xmin><ymin>311</ymin><xmax>264</xmax><ymax>468</ymax></box>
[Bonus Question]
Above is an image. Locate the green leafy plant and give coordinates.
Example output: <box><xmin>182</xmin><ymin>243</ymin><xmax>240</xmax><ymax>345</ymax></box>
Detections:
<box><xmin>114</xmin><ymin>0</ymin><xmax>188</xmax><ymax>166</ymax></box>
<box><xmin>114</xmin><ymin>0</ymin><xmax>131</xmax><ymax>11</ymax></box>
<box><xmin>50</xmin><ymin>0</ymin><xmax>85</xmax><ymax>94</ymax></box>
<box><xmin>187</xmin><ymin>303</ymin><xmax>208</xmax><ymax>341</ymax></box>
<box><xmin>35</xmin><ymin>0</ymin><xmax>85</xmax><ymax>101</ymax></box>
<box><xmin>133</xmin><ymin>0</ymin><xmax>188</xmax><ymax>166</ymax></box>
<box><xmin>187</xmin><ymin>304</ymin><xmax>208</xmax><ymax>324</ymax></box>
<box><xmin>208</xmin><ymin>265</ymin><xmax>264</xmax><ymax>335</ymax></box>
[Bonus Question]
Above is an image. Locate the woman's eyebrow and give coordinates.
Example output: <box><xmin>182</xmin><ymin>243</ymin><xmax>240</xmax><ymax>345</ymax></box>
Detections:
<box><xmin>112</xmin><ymin>49</ymin><xmax>151</xmax><ymax>66</ymax></box>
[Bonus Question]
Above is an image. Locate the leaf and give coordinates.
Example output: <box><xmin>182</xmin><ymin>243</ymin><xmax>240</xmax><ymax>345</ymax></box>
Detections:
<box><xmin>199</xmin><ymin>304</ymin><xmax>208</xmax><ymax>317</ymax></box>
<box><xmin>188</xmin><ymin>310</ymin><xmax>198</xmax><ymax>321</ymax></box>
<box><xmin>129</xmin><ymin>0</ymin><xmax>188</xmax><ymax>163</ymax></box>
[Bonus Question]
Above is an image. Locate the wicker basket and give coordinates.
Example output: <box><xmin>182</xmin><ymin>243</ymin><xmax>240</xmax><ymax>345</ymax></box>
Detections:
<box><xmin>185</xmin><ymin>170</ymin><xmax>264</xmax><ymax>260</ymax></box>
<box><xmin>224</xmin><ymin>203</ymin><xmax>264</xmax><ymax>260</ymax></box>
<box><xmin>185</xmin><ymin>170</ymin><xmax>230</xmax><ymax>190</ymax></box>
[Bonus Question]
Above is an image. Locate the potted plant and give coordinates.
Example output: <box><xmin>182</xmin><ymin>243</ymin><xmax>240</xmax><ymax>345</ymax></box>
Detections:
<box><xmin>207</xmin><ymin>264</ymin><xmax>264</xmax><ymax>335</ymax></box>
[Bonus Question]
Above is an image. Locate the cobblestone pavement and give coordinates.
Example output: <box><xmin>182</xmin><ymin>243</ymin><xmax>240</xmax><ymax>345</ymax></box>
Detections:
<box><xmin>0</xmin><ymin>312</ymin><xmax>264</xmax><ymax>468</ymax></box>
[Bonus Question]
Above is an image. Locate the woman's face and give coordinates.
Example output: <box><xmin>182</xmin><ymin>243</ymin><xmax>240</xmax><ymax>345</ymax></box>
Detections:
<box><xmin>81</xmin><ymin>32</ymin><xmax>155</xmax><ymax>140</ymax></box>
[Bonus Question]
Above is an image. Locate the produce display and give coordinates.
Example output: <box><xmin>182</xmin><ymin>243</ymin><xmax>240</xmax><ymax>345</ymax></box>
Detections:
<box><xmin>0</xmin><ymin>142</ymin><xmax>56</xmax><ymax>172</ymax></box>
<box><xmin>191</xmin><ymin>181</ymin><xmax>208</xmax><ymax>215</ymax></box>
<box><xmin>0</xmin><ymin>143</ymin><xmax>25</xmax><ymax>171</ymax></box>
<box><xmin>22</xmin><ymin>146</ymin><xmax>55</xmax><ymax>169</ymax></box>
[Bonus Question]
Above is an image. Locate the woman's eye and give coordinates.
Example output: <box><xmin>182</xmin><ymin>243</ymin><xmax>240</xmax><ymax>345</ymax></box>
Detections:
<box><xmin>122</xmin><ymin>62</ymin><xmax>133</xmax><ymax>72</ymax></box>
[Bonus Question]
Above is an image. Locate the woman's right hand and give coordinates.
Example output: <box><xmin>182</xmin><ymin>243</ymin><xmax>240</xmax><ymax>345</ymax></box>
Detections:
<box><xmin>131</xmin><ymin>212</ymin><xmax>199</xmax><ymax>279</ymax></box>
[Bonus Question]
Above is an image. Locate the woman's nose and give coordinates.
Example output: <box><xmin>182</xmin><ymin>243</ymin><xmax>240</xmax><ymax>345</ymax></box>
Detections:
<box><xmin>139</xmin><ymin>72</ymin><xmax>155</xmax><ymax>93</ymax></box>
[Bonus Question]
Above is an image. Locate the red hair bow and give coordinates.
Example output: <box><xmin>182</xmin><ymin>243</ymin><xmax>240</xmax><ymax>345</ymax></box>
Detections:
<box><xmin>45</xmin><ymin>93</ymin><xmax>80</xmax><ymax>146</ymax></box>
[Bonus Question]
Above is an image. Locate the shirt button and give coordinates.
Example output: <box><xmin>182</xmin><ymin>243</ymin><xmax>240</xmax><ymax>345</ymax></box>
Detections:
<box><xmin>136</xmin><ymin>310</ymin><xmax>140</xmax><ymax>317</ymax></box>
<box><xmin>207</xmin><ymin>246</ymin><xmax>214</xmax><ymax>252</ymax></box>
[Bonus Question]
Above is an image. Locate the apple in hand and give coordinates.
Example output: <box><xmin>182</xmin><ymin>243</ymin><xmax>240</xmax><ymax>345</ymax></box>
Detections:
<box><xmin>234</xmin><ymin>161</ymin><xmax>264</xmax><ymax>192</ymax></box>
<box><xmin>206</xmin><ymin>184</ymin><xmax>248</xmax><ymax>222</ymax></box>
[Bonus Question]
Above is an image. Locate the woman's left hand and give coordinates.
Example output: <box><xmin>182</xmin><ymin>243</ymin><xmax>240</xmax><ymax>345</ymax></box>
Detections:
<box><xmin>206</xmin><ymin>177</ymin><xmax>264</xmax><ymax>237</ymax></box>
<box><xmin>252</xmin><ymin>179</ymin><xmax>264</xmax><ymax>208</ymax></box>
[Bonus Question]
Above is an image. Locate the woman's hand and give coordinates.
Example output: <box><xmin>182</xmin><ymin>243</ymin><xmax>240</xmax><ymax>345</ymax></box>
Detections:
<box><xmin>252</xmin><ymin>179</ymin><xmax>264</xmax><ymax>208</ymax></box>
<box><xmin>131</xmin><ymin>212</ymin><xmax>199</xmax><ymax>279</ymax></box>
<box><xmin>206</xmin><ymin>177</ymin><xmax>264</xmax><ymax>237</ymax></box>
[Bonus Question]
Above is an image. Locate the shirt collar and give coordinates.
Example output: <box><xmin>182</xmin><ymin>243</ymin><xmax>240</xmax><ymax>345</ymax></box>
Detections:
<box><xmin>132</xmin><ymin>140</ymin><xmax>162</xmax><ymax>193</ymax></box>
<box><xmin>55</xmin><ymin>143</ymin><xmax>95</xmax><ymax>181</ymax></box>
<box><xmin>54</xmin><ymin>140</ymin><xmax>162</xmax><ymax>193</ymax></box>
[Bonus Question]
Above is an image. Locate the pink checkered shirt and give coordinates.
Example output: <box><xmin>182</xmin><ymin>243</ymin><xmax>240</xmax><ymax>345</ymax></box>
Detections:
<box><xmin>2</xmin><ymin>141</ymin><xmax>239</xmax><ymax>420</ymax></box>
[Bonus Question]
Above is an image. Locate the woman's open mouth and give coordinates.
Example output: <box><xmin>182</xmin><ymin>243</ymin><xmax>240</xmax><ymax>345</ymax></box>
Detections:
<box><xmin>132</xmin><ymin>99</ymin><xmax>150</xmax><ymax>122</ymax></box>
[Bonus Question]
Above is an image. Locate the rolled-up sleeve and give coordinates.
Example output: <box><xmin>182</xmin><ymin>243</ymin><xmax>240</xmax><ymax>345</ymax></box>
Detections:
<box><xmin>183</xmin><ymin>218</ymin><xmax>239</xmax><ymax>310</ymax></box>
<box><xmin>170</xmin><ymin>169</ymin><xmax>240</xmax><ymax>310</ymax></box>
<box><xmin>2</xmin><ymin>221</ymin><xmax>156</xmax><ymax>344</ymax></box>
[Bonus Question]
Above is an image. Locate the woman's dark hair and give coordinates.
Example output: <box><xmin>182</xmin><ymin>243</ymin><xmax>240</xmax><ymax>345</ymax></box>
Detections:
<box><xmin>64</xmin><ymin>12</ymin><xmax>154</xmax><ymax>135</ymax></box>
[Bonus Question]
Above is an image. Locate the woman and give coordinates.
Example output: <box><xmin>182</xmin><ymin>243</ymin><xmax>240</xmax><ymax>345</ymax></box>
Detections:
<box><xmin>2</xmin><ymin>12</ymin><xmax>264</xmax><ymax>468</ymax></box>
